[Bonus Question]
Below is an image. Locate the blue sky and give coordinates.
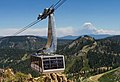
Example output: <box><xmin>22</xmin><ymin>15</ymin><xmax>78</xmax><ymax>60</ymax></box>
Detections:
<box><xmin>0</xmin><ymin>0</ymin><xmax>120</xmax><ymax>36</ymax></box>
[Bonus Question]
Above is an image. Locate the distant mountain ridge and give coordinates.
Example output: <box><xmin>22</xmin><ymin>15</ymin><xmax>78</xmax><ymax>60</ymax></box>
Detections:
<box><xmin>0</xmin><ymin>35</ymin><xmax>46</xmax><ymax>50</ymax></box>
<box><xmin>60</xmin><ymin>34</ymin><xmax>111</xmax><ymax>40</ymax></box>
<box><xmin>60</xmin><ymin>35</ymin><xmax>78</xmax><ymax>40</ymax></box>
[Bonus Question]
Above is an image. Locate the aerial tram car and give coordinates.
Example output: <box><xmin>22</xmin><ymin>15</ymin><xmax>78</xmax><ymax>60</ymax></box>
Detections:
<box><xmin>31</xmin><ymin>55</ymin><xmax>65</xmax><ymax>74</ymax></box>
<box><xmin>30</xmin><ymin>0</ymin><xmax>67</xmax><ymax>74</ymax></box>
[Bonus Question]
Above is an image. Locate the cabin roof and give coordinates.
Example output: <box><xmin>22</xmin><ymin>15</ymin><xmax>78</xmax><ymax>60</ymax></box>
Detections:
<box><xmin>31</xmin><ymin>54</ymin><xmax>64</xmax><ymax>58</ymax></box>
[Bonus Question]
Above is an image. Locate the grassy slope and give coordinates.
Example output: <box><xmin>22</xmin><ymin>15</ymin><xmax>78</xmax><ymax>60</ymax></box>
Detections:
<box><xmin>83</xmin><ymin>67</ymin><xmax>120</xmax><ymax>82</ymax></box>
<box><xmin>98</xmin><ymin>67</ymin><xmax>120</xmax><ymax>82</ymax></box>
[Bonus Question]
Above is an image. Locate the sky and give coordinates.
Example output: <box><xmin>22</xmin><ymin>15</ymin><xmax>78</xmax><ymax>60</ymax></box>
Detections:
<box><xmin>0</xmin><ymin>0</ymin><xmax>120</xmax><ymax>36</ymax></box>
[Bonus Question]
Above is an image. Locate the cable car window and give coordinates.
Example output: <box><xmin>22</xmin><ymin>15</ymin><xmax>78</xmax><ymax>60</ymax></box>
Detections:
<box><xmin>51</xmin><ymin>60</ymin><xmax>57</xmax><ymax>69</ymax></box>
<box><xmin>43</xmin><ymin>56</ymin><xmax>64</xmax><ymax>70</ymax></box>
<box><xmin>57</xmin><ymin>58</ymin><xmax>64</xmax><ymax>68</ymax></box>
<box><xmin>50</xmin><ymin>57</ymin><xmax>56</xmax><ymax>59</ymax></box>
<box><xmin>43</xmin><ymin>60</ymin><xmax>50</xmax><ymax>70</ymax></box>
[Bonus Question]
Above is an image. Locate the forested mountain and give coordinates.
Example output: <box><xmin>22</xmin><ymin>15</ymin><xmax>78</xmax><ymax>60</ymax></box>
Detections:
<box><xmin>0</xmin><ymin>35</ymin><xmax>72</xmax><ymax>50</ymax></box>
<box><xmin>59</xmin><ymin>35</ymin><xmax>120</xmax><ymax>73</ymax></box>
<box><xmin>0</xmin><ymin>35</ymin><xmax>120</xmax><ymax>78</ymax></box>
<box><xmin>0</xmin><ymin>36</ymin><xmax>46</xmax><ymax>50</ymax></box>
<box><xmin>88</xmin><ymin>35</ymin><xmax>120</xmax><ymax>68</ymax></box>
<box><xmin>0</xmin><ymin>35</ymin><xmax>72</xmax><ymax>75</ymax></box>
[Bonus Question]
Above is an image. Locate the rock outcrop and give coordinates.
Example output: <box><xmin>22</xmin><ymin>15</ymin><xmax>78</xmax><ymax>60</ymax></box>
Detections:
<box><xmin>1</xmin><ymin>68</ymin><xmax>72</xmax><ymax>82</ymax></box>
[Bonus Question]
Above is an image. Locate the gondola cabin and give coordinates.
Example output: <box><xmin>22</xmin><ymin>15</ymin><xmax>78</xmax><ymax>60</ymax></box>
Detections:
<box><xmin>31</xmin><ymin>54</ymin><xmax>65</xmax><ymax>74</ymax></box>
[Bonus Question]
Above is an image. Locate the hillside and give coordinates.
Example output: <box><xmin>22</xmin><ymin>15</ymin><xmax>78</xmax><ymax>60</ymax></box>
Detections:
<box><xmin>0</xmin><ymin>35</ymin><xmax>46</xmax><ymax>50</ymax></box>
<box><xmin>0</xmin><ymin>35</ymin><xmax>120</xmax><ymax>81</ymax></box>
<box><xmin>98</xmin><ymin>67</ymin><xmax>120</xmax><ymax>82</ymax></box>
<box><xmin>88</xmin><ymin>35</ymin><xmax>120</xmax><ymax>68</ymax></box>
<box><xmin>0</xmin><ymin>35</ymin><xmax>72</xmax><ymax>50</ymax></box>
<box><xmin>82</xmin><ymin>67</ymin><xmax>120</xmax><ymax>82</ymax></box>
<box><xmin>59</xmin><ymin>35</ymin><xmax>120</xmax><ymax>74</ymax></box>
<box><xmin>0</xmin><ymin>35</ymin><xmax>72</xmax><ymax>76</ymax></box>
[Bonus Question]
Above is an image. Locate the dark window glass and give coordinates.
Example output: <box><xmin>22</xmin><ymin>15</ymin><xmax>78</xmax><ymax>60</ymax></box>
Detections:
<box><xmin>43</xmin><ymin>56</ymin><xmax>64</xmax><ymax>70</ymax></box>
<box><xmin>43</xmin><ymin>60</ymin><xmax>50</xmax><ymax>70</ymax></box>
<box><xmin>50</xmin><ymin>57</ymin><xmax>56</xmax><ymax>59</ymax></box>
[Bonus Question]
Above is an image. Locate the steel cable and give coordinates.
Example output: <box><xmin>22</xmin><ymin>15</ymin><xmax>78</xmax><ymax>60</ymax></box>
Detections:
<box><xmin>13</xmin><ymin>19</ymin><xmax>41</xmax><ymax>36</ymax></box>
<box><xmin>12</xmin><ymin>0</ymin><xmax>67</xmax><ymax>36</ymax></box>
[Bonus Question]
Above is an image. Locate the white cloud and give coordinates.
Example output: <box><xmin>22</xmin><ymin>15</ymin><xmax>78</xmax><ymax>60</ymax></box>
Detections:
<box><xmin>83</xmin><ymin>22</ymin><xmax>97</xmax><ymax>30</ymax></box>
<box><xmin>0</xmin><ymin>27</ymin><xmax>76</xmax><ymax>37</ymax></box>
<box><xmin>77</xmin><ymin>22</ymin><xmax>120</xmax><ymax>35</ymax></box>
<box><xmin>78</xmin><ymin>22</ymin><xmax>98</xmax><ymax>35</ymax></box>
<box><xmin>56</xmin><ymin>27</ymin><xmax>76</xmax><ymax>36</ymax></box>
<box><xmin>0</xmin><ymin>28</ymin><xmax>47</xmax><ymax>36</ymax></box>
<box><xmin>0</xmin><ymin>22</ymin><xmax>120</xmax><ymax>37</ymax></box>
<box><xmin>95</xmin><ymin>29</ymin><xmax>120</xmax><ymax>35</ymax></box>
